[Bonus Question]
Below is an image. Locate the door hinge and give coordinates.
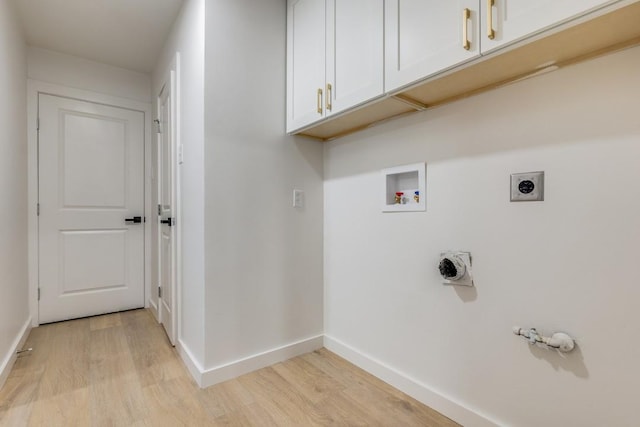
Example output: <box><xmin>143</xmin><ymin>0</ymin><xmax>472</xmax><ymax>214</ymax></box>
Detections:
<box><xmin>37</xmin><ymin>203</ymin><xmax>40</xmax><ymax>216</ymax></box>
<box><xmin>158</xmin><ymin>286</ymin><xmax>162</xmax><ymax>298</ymax></box>
<box><xmin>36</xmin><ymin>118</ymin><xmax>40</xmax><ymax>131</ymax></box>
<box><xmin>38</xmin><ymin>288</ymin><xmax>41</xmax><ymax>301</ymax></box>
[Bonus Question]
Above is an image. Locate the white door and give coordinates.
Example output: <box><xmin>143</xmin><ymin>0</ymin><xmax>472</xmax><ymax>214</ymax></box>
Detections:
<box><xmin>385</xmin><ymin>0</ymin><xmax>481</xmax><ymax>92</ymax></box>
<box><xmin>157</xmin><ymin>82</ymin><xmax>176</xmax><ymax>345</ymax></box>
<box><xmin>38</xmin><ymin>94</ymin><xmax>145</xmax><ymax>324</ymax></box>
<box><xmin>326</xmin><ymin>0</ymin><xmax>384</xmax><ymax>115</ymax></box>
<box><xmin>481</xmin><ymin>0</ymin><xmax>618</xmax><ymax>52</ymax></box>
<box><xmin>286</xmin><ymin>0</ymin><xmax>326</xmax><ymax>132</ymax></box>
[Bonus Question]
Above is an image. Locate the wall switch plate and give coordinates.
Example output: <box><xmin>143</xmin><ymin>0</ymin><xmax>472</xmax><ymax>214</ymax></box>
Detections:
<box><xmin>511</xmin><ymin>171</ymin><xmax>544</xmax><ymax>202</ymax></box>
<box><xmin>293</xmin><ymin>189</ymin><xmax>304</xmax><ymax>208</ymax></box>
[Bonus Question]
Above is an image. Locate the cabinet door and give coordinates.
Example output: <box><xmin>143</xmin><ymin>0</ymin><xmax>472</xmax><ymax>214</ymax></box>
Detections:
<box><xmin>385</xmin><ymin>0</ymin><xmax>480</xmax><ymax>92</ymax></box>
<box><xmin>326</xmin><ymin>0</ymin><xmax>384</xmax><ymax>115</ymax></box>
<box><xmin>287</xmin><ymin>0</ymin><xmax>326</xmax><ymax>132</ymax></box>
<box><xmin>481</xmin><ymin>0</ymin><xmax>620</xmax><ymax>52</ymax></box>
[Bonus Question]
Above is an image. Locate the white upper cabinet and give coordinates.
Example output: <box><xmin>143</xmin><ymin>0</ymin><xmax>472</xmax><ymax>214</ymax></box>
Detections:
<box><xmin>287</xmin><ymin>0</ymin><xmax>634</xmax><ymax>139</ymax></box>
<box><xmin>385</xmin><ymin>0</ymin><xmax>621</xmax><ymax>93</ymax></box>
<box><xmin>287</xmin><ymin>0</ymin><xmax>326</xmax><ymax>132</ymax></box>
<box><xmin>287</xmin><ymin>0</ymin><xmax>384</xmax><ymax>133</ymax></box>
<box><xmin>481</xmin><ymin>0</ymin><xmax>620</xmax><ymax>52</ymax></box>
<box><xmin>385</xmin><ymin>0</ymin><xmax>481</xmax><ymax>92</ymax></box>
<box><xmin>326</xmin><ymin>0</ymin><xmax>384</xmax><ymax>116</ymax></box>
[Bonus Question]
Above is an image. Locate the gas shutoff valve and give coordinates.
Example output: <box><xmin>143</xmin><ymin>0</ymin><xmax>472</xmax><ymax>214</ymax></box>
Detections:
<box><xmin>439</xmin><ymin>252</ymin><xmax>473</xmax><ymax>286</ymax></box>
<box><xmin>513</xmin><ymin>327</ymin><xmax>575</xmax><ymax>353</ymax></box>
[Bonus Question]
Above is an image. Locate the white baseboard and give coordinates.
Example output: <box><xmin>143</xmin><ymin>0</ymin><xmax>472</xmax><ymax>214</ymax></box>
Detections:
<box><xmin>0</xmin><ymin>317</ymin><xmax>33</xmax><ymax>391</ymax></box>
<box><xmin>324</xmin><ymin>335</ymin><xmax>501</xmax><ymax>427</ymax></box>
<box><xmin>174</xmin><ymin>332</ymin><xmax>500</xmax><ymax>426</ymax></box>
<box><xmin>200</xmin><ymin>335</ymin><xmax>324</xmax><ymax>388</ymax></box>
<box><xmin>177</xmin><ymin>339</ymin><xmax>205</xmax><ymax>387</ymax></box>
<box><xmin>148</xmin><ymin>299</ymin><xmax>159</xmax><ymax>322</ymax></box>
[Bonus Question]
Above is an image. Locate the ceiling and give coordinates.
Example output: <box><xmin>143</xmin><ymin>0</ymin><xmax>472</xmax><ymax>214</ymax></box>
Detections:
<box><xmin>12</xmin><ymin>0</ymin><xmax>185</xmax><ymax>73</ymax></box>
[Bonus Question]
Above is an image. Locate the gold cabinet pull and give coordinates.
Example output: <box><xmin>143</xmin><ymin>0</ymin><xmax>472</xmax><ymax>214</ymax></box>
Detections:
<box><xmin>326</xmin><ymin>83</ymin><xmax>333</xmax><ymax>111</ymax></box>
<box><xmin>317</xmin><ymin>88</ymin><xmax>323</xmax><ymax>114</ymax></box>
<box><xmin>462</xmin><ymin>8</ymin><xmax>471</xmax><ymax>50</ymax></box>
<box><xmin>487</xmin><ymin>0</ymin><xmax>495</xmax><ymax>40</ymax></box>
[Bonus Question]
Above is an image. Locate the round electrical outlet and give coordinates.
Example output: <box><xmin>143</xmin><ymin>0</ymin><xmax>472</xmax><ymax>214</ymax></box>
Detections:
<box><xmin>518</xmin><ymin>180</ymin><xmax>535</xmax><ymax>194</ymax></box>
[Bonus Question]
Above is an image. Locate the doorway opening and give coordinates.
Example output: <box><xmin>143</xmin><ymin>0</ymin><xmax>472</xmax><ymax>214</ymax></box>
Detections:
<box><xmin>28</xmin><ymin>81</ymin><xmax>154</xmax><ymax>327</ymax></box>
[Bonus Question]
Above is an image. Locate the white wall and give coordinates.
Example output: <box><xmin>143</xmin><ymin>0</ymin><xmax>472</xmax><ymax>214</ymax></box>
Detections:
<box><xmin>28</xmin><ymin>47</ymin><xmax>150</xmax><ymax>103</ymax></box>
<box><xmin>324</xmin><ymin>46</ymin><xmax>640</xmax><ymax>427</ymax></box>
<box><xmin>0</xmin><ymin>0</ymin><xmax>29</xmax><ymax>386</ymax></box>
<box><xmin>152</xmin><ymin>0</ymin><xmax>206</xmax><ymax>369</ymax></box>
<box><xmin>203</xmin><ymin>0</ymin><xmax>324</xmax><ymax>374</ymax></box>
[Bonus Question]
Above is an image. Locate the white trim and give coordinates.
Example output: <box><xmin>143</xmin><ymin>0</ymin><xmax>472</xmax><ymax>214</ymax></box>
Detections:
<box><xmin>28</xmin><ymin>80</ymin><xmax>150</xmax><ymax>113</ymax></box>
<box><xmin>324</xmin><ymin>335</ymin><xmax>502</xmax><ymax>427</ymax></box>
<box><xmin>27</xmin><ymin>79</ymin><xmax>152</xmax><ymax>326</ymax></box>
<box><xmin>152</xmin><ymin>53</ymin><xmax>181</xmax><ymax>346</ymax></box>
<box><xmin>27</xmin><ymin>81</ymin><xmax>39</xmax><ymax>327</ymax></box>
<box><xmin>177</xmin><ymin>339</ymin><xmax>204</xmax><ymax>387</ymax></box>
<box><xmin>174</xmin><ymin>53</ymin><xmax>183</xmax><ymax>347</ymax></box>
<box><xmin>200</xmin><ymin>335</ymin><xmax>324</xmax><ymax>388</ymax></box>
<box><xmin>0</xmin><ymin>317</ymin><xmax>32</xmax><ymax>390</ymax></box>
<box><xmin>148</xmin><ymin>298</ymin><xmax>159</xmax><ymax>322</ymax></box>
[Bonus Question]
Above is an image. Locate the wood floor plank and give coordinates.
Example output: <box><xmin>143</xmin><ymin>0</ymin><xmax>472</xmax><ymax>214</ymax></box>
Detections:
<box><xmin>199</xmin><ymin>378</ymin><xmax>256</xmax><ymax>419</ymax></box>
<box><xmin>0</xmin><ymin>403</ymin><xmax>31</xmax><ymax>427</ymax></box>
<box><xmin>208</xmin><ymin>402</ymin><xmax>280</xmax><ymax>427</ymax></box>
<box><xmin>312</xmin><ymin>390</ymin><xmax>385</xmax><ymax>426</ymax></box>
<box><xmin>0</xmin><ymin>324</ymin><xmax>48</xmax><ymax>424</ymax></box>
<box><xmin>303</xmin><ymin>348</ymin><xmax>396</xmax><ymax>392</ymax></box>
<box><xmin>237</xmin><ymin>367</ymin><xmax>329</xmax><ymax>426</ymax></box>
<box><xmin>89</xmin><ymin>375</ymin><xmax>148</xmax><ymax>426</ymax></box>
<box><xmin>306</xmin><ymin>349</ymin><xmax>459</xmax><ymax>426</ymax></box>
<box><xmin>343</xmin><ymin>382</ymin><xmax>458</xmax><ymax>427</ymax></box>
<box><xmin>27</xmin><ymin>387</ymin><xmax>90</xmax><ymax>427</ymax></box>
<box><xmin>0</xmin><ymin>364</ymin><xmax>42</xmax><ymax>412</ymax></box>
<box><xmin>35</xmin><ymin>318</ymin><xmax>90</xmax><ymax>400</ymax></box>
<box><xmin>89</xmin><ymin>324</ymin><xmax>149</xmax><ymax>426</ymax></box>
<box><xmin>89</xmin><ymin>326</ymin><xmax>134</xmax><ymax>382</ymax></box>
<box><xmin>123</xmin><ymin>313</ymin><xmax>185</xmax><ymax>387</ymax></box>
<box><xmin>142</xmin><ymin>378</ymin><xmax>214</xmax><ymax>426</ymax></box>
<box><xmin>89</xmin><ymin>312</ymin><xmax>122</xmax><ymax>331</ymax></box>
<box><xmin>0</xmin><ymin>310</ymin><xmax>460</xmax><ymax>426</ymax></box>
<box><xmin>271</xmin><ymin>355</ymin><xmax>346</xmax><ymax>405</ymax></box>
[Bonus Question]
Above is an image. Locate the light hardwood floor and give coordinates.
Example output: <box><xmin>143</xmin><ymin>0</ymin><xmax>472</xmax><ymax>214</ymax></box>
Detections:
<box><xmin>0</xmin><ymin>309</ymin><xmax>459</xmax><ymax>426</ymax></box>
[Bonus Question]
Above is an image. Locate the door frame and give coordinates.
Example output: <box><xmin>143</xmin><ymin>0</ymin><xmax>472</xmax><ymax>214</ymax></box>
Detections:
<box><xmin>153</xmin><ymin>53</ymin><xmax>181</xmax><ymax>345</ymax></box>
<box><xmin>27</xmin><ymin>80</ymin><xmax>153</xmax><ymax>327</ymax></box>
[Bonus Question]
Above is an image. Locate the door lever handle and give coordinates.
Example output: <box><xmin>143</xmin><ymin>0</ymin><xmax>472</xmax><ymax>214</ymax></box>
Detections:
<box><xmin>160</xmin><ymin>218</ymin><xmax>173</xmax><ymax>227</ymax></box>
<box><xmin>125</xmin><ymin>216</ymin><xmax>143</xmax><ymax>224</ymax></box>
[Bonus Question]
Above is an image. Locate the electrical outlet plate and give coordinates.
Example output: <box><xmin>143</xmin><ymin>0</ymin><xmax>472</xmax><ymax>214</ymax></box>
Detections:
<box><xmin>511</xmin><ymin>171</ymin><xmax>544</xmax><ymax>202</ymax></box>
